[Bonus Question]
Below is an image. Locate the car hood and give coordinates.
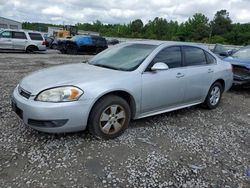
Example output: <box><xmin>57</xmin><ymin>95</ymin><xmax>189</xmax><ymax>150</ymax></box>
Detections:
<box><xmin>19</xmin><ymin>63</ymin><xmax>124</xmax><ymax>95</ymax></box>
<box><xmin>223</xmin><ymin>56</ymin><xmax>250</xmax><ymax>69</ymax></box>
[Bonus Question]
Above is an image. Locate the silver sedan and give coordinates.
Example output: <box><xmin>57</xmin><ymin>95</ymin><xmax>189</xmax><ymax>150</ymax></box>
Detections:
<box><xmin>12</xmin><ymin>41</ymin><xmax>233</xmax><ymax>139</ymax></box>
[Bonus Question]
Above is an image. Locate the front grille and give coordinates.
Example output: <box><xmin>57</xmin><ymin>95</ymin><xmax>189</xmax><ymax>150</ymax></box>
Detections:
<box><xmin>233</xmin><ymin>66</ymin><xmax>250</xmax><ymax>78</ymax></box>
<box><xmin>18</xmin><ymin>87</ymin><xmax>31</xmax><ymax>99</ymax></box>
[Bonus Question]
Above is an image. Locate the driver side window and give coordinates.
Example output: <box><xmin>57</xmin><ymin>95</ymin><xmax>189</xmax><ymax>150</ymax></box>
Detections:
<box><xmin>0</xmin><ymin>31</ymin><xmax>12</xmax><ymax>38</ymax></box>
<box><xmin>151</xmin><ymin>46</ymin><xmax>182</xmax><ymax>69</ymax></box>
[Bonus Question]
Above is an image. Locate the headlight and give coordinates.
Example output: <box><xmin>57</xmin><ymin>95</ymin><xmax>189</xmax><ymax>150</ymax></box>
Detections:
<box><xmin>36</xmin><ymin>86</ymin><xmax>83</xmax><ymax>102</ymax></box>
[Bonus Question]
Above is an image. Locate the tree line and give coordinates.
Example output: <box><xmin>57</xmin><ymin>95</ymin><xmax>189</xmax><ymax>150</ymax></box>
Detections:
<box><xmin>22</xmin><ymin>10</ymin><xmax>250</xmax><ymax>45</ymax></box>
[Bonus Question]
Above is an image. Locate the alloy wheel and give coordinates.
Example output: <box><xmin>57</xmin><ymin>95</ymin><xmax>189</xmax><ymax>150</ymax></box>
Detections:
<box><xmin>209</xmin><ymin>86</ymin><xmax>221</xmax><ymax>106</ymax></box>
<box><xmin>99</xmin><ymin>105</ymin><xmax>126</xmax><ymax>135</ymax></box>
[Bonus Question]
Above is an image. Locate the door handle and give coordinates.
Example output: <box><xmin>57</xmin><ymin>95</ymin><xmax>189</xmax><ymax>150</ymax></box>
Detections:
<box><xmin>176</xmin><ymin>72</ymin><xmax>185</xmax><ymax>78</ymax></box>
<box><xmin>208</xmin><ymin>69</ymin><xmax>214</xmax><ymax>73</ymax></box>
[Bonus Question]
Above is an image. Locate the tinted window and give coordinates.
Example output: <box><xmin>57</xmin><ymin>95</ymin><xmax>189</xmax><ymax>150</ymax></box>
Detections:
<box><xmin>28</xmin><ymin>33</ymin><xmax>43</xmax><ymax>41</ymax></box>
<box><xmin>184</xmin><ymin>47</ymin><xmax>207</xmax><ymax>66</ymax></box>
<box><xmin>153</xmin><ymin>47</ymin><xmax>182</xmax><ymax>68</ymax></box>
<box><xmin>0</xmin><ymin>31</ymin><xmax>12</xmax><ymax>38</ymax></box>
<box><xmin>92</xmin><ymin>37</ymin><xmax>107</xmax><ymax>45</ymax></box>
<box><xmin>205</xmin><ymin>52</ymin><xmax>216</xmax><ymax>64</ymax></box>
<box><xmin>13</xmin><ymin>32</ymin><xmax>27</xmax><ymax>39</ymax></box>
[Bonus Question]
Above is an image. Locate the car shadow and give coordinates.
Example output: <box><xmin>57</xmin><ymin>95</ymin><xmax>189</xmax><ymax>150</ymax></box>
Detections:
<box><xmin>229</xmin><ymin>86</ymin><xmax>250</xmax><ymax>97</ymax></box>
<box><xmin>22</xmin><ymin>104</ymin><xmax>204</xmax><ymax>142</ymax></box>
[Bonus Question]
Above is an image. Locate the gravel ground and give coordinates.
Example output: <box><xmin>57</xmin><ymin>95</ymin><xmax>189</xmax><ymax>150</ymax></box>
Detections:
<box><xmin>0</xmin><ymin>50</ymin><xmax>250</xmax><ymax>188</ymax></box>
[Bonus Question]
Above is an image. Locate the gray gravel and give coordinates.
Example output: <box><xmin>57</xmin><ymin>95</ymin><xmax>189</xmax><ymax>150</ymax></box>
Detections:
<box><xmin>0</xmin><ymin>51</ymin><xmax>250</xmax><ymax>188</ymax></box>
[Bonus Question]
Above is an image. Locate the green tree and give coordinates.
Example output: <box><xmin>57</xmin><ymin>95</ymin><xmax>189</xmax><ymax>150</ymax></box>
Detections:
<box><xmin>185</xmin><ymin>13</ymin><xmax>210</xmax><ymax>41</ymax></box>
<box><xmin>130</xmin><ymin>19</ymin><xmax>143</xmax><ymax>37</ymax></box>
<box><xmin>211</xmin><ymin>10</ymin><xmax>232</xmax><ymax>36</ymax></box>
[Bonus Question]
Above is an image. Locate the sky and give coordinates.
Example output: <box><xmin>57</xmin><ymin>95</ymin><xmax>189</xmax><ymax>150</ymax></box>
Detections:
<box><xmin>0</xmin><ymin>0</ymin><xmax>250</xmax><ymax>25</ymax></box>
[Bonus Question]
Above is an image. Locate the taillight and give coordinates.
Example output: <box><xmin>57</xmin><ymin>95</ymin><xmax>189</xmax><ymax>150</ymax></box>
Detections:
<box><xmin>42</xmin><ymin>41</ymin><xmax>46</xmax><ymax>45</ymax></box>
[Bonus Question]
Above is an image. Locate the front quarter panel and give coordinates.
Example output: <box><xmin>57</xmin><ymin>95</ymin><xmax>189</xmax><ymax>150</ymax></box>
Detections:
<box><xmin>77</xmin><ymin>70</ymin><xmax>142</xmax><ymax>119</ymax></box>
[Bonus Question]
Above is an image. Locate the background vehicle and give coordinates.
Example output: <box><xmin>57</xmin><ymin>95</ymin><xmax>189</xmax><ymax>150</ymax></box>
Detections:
<box><xmin>211</xmin><ymin>44</ymin><xmax>237</xmax><ymax>58</ymax></box>
<box><xmin>107</xmin><ymin>39</ymin><xmax>119</xmax><ymax>45</ymax></box>
<box><xmin>223</xmin><ymin>45</ymin><xmax>250</xmax><ymax>87</ymax></box>
<box><xmin>0</xmin><ymin>29</ymin><xmax>46</xmax><ymax>53</ymax></box>
<box><xmin>45</xmin><ymin>36</ymin><xmax>58</xmax><ymax>49</ymax></box>
<box><xmin>53</xmin><ymin>25</ymin><xmax>78</xmax><ymax>39</ymax></box>
<box><xmin>12</xmin><ymin>41</ymin><xmax>233</xmax><ymax>139</ymax></box>
<box><xmin>57</xmin><ymin>35</ymin><xmax>108</xmax><ymax>54</ymax></box>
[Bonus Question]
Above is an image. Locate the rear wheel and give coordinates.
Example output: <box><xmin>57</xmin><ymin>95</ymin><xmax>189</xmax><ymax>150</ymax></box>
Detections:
<box><xmin>95</xmin><ymin>48</ymin><xmax>102</xmax><ymax>54</ymax></box>
<box><xmin>51</xmin><ymin>44</ymin><xmax>57</xmax><ymax>49</ymax></box>
<box><xmin>204</xmin><ymin>82</ymin><xmax>223</xmax><ymax>109</ymax></box>
<box><xmin>88</xmin><ymin>95</ymin><xmax>131</xmax><ymax>139</ymax></box>
<box><xmin>26</xmin><ymin>45</ymin><xmax>38</xmax><ymax>53</ymax></box>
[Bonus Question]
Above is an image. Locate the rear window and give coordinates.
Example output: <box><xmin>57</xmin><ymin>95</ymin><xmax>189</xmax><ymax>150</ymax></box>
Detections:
<box><xmin>28</xmin><ymin>33</ymin><xmax>43</xmax><ymax>41</ymax></box>
<box><xmin>205</xmin><ymin>51</ymin><xmax>216</xmax><ymax>64</ymax></box>
<box><xmin>13</xmin><ymin>32</ymin><xmax>27</xmax><ymax>39</ymax></box>
<box><xmin>183</xmin><ymin>46</ymin><xmax>207</xmax><ymax>66</ymax></box>
<box><xmin>92</xmin><ymin>37</ymin><xmax>107</xmax><ymax>45</ymax></box>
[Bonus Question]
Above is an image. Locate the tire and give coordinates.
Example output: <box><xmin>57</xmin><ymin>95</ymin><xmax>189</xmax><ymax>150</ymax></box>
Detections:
<box><xmin>203</xmin><ymin>82</ymin><xmax>223</xmax><ymax>109</ymax></box>
<box><xmin>60</xmin><ymin>49</ymin><xmax>66</xmax><ymax>54</ymax></box>
<box><xmin>66</xmin><ymin>45</ymin><xmax>78</xmax><ymax>55</ymax></box>
<box><xmin>95</xmin><ymin>48</ymin><xmax>102</xmax><ymax>54</ymax></box>
<box><xmin>26</xmin><ymin>46</ymin><xmax>38</xmax><ymax>53</ymax></box>
<box><xmin>51</xmin><ymin>44</ymin><xmax>57</xmax><ymax>49</ymax></box>
<box><xmin>88</xmin><ymin>95</ymin><xmax>131</xmax><ymax>139</ymax></box>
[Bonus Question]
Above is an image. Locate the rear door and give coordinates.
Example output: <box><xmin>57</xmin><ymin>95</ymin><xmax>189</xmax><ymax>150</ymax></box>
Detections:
<box><xmin>12</xmin><ymin>31</ymin><xmax>28</xmax><ymax>50</ymax></box>
<box><xmin>182</xmin><ymin>46</ymin><xmax>215</xmax><ymax>103</ymax></box>
<box><xmin>0</xmin><ymin>31</ymin><xmax>13</xmax><ymax>49</ymax></box>
<box><xmin>141</xmin><ymin>46</ymin><xmax>187</xmax><ymax>113</ymax></box>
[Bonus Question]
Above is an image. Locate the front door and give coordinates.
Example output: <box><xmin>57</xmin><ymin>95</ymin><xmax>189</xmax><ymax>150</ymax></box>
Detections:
<box><xmin>0</xmin><ymin>31</ymin><xmax>13</xmax><ymax>49</ymax></box>
<box><xmin>141</xmin><ymin>46</ymin><xmax>187</xmax><ymax>113</ymax></box>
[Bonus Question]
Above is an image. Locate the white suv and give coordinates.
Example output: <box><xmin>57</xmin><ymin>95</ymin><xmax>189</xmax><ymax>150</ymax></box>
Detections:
<box><xmin>0</xmin><ymin>29</ymin><xmax>46</xmax><ymax>53</ymax></box>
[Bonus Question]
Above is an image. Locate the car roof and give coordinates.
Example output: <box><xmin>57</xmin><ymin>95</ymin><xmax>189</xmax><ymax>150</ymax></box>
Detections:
<box><xmin>1</xmin><ymin>29</ymin><xmax>42</xmax><ymax>34</ymax></box>
<box><xmin>125</xmin><ymin>40</ymin><xmax>209</xmax><ymax>49</ymax></box>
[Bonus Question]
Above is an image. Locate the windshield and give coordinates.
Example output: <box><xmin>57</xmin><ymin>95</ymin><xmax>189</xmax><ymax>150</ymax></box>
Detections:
<box><xmin>89</xmin><ymin>43</ymin><xmax>157</xmax><ymax>71</ymax></box>
<box><xmin>232</xmin><ymin>46</ymin><xmax>250</xmax><ymax>59</ymax></box>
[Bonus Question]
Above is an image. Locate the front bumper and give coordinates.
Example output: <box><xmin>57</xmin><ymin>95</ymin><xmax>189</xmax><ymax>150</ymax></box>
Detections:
<box><xmin>12</xmin><ymin>86</ymin><xmax>93</xmax><ymax>133</ymax></box>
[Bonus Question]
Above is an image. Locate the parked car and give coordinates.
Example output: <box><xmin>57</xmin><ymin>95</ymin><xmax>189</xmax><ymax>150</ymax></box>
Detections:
<box><xmin>223</xmin><ymin>45</ymin><xmax>250</xmax><ymax>87</ymax></box>
<box><xmin>0</xmin><ymin>29</ymin><xmax>46</xmax><ymax>53</ymax></box>
<box><xmin>45</xmin><ymin>36</ymin><xmax>58</xmax><ymax>49</ymax></box>
<box><xmin>57</xmin><ymin>35</ymin><xmax>108</xmax><ymax>54</ymax></box>
<box><xmin>212</xmin><ymin>44</ymin><xmax>237</xmax><ymax>58</ymax></box>
<box><xmin>12</xmin><ymin>41</ymin><xmax>233</xmax><ymax>139</ymax></box>
<box><xmin>107</xmin><ymin>39</ymin><xmax>119</xmax><ymax>45</ymax></box>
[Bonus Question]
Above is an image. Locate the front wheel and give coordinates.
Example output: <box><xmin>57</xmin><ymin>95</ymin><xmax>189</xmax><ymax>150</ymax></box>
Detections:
<box><xmin>204</xmin><ymin>82</ymin><xmax>223</xmax><ymax>109</ymax></box>
<box><xmin>88</xmin><ymin>95</ymin><xmax>131</xmax><ymax>139</ymax></box>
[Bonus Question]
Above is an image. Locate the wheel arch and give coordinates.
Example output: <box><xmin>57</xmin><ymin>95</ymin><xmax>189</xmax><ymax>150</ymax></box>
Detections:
<box><xmin>87</xmin><ymin>90</ymin><xmax>137</xmax><ymax>124</ymax></box>
<box><xmin>213</xmin><ymin>78</ymin><xmax>225</xmax><ymax>92</ymax></box>
<box><xmin>25</xmin><ymin>44</ymin><xmax>38</xmax><ymax>51</ymax></box>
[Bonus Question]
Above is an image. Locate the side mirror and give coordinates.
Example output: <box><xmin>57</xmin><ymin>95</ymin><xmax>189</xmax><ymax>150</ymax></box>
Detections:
<box><xmin>151</xmin><ymin>62</ymin><xmax>169</xmax><ymax>71</ymax></box>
